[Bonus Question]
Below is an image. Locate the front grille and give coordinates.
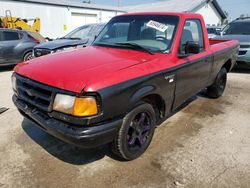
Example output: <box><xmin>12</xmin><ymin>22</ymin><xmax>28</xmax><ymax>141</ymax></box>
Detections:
<box><xmin>16</xmin><ymin>75</ymin><xmax>54</xmax><ymax>112</ymax></box>
<box><xmin>34</xmin><ymin>48</ymin><xmax>51</xmax><ymax>57</ymax></box>
<box><xmin>240</xmin><ymin>45</ymin><xmax>250</xmax><ymax>49</ymax></box>
<box><xmin>239</xmin><ymin>50</ymin><xmax>247</xmax><ymax>56</ymax></box>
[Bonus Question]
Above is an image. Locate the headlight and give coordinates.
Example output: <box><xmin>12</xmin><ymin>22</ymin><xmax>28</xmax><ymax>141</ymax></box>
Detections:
<box><xmin>53</xmin><ymin>94</ymin><xmax>98</xmax><ymax>117</ymax></box>
<box><xmin>11</xmin><ymin>75</ymin><xmax>17</xmax><ymax>91</ymax></box>
<box><xmin>53</xmin><ymin>46</ymin><xmax>77</xmax><ymax>53</ymax></box>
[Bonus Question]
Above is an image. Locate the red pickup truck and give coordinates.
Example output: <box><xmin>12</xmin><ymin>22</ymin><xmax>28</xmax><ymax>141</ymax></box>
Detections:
<box><xmin>12</xmin><ymin>12</ymin><xmax>239</xmax><ymax>160</ymax></box>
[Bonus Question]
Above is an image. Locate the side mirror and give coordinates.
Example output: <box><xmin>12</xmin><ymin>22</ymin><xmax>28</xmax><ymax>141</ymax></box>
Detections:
<box><xmin>185</xmin><ymin>41</ymin><xmax>200</xmax><ymax>54</ymax></box>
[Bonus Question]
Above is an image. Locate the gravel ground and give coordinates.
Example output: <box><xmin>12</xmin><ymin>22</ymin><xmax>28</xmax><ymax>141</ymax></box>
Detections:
<box><xmin>0</xmin><ymin>67</ymin><xmax>250</xmax><ymax>188</ymax></box>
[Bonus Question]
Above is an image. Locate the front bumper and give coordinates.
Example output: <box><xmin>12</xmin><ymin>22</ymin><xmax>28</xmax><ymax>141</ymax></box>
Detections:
<box><xmin>13</xmin><ymin>95</ymin><xmax>122</xmax><ymax>148</ymax></box>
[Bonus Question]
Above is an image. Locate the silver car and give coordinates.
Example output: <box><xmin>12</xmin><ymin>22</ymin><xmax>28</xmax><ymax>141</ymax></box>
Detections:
<box><xmin>218</xmin><ymin>17</ymin><xmax>250</xmax><ymax>68</ymax></box>
<box><xmin>33</xmin><ymin>23</ymin><xmax>105</xmax><ymax>58</ymax></box>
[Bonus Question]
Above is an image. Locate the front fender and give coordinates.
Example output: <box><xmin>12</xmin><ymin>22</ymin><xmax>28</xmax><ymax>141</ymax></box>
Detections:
<box><xmin>129</xmin><ymin>85</ymin><xmax>156</xmax><ymax>107</ymax></box>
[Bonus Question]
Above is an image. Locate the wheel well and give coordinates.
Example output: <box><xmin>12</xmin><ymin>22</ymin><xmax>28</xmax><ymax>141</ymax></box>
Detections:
<box><xmin>222</xmin><ymin>59</ymin><xmax>232</xmax><ymax>72</ymax></box>
<box><xmin>141</xmin><ymin>94</ymin><xmax>165</xmax><ymax>122</ymax></box>
<box><xmin>23</xmin><ymin>50</ymin><xmax>33</xmax><ymax>60</ymax></box>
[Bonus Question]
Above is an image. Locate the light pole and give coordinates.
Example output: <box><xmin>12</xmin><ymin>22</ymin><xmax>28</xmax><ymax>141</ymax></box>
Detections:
<box><xmin>117</xmin><ymin>0</ymin><xmax>121</xmax><ymax>7</ymax></box>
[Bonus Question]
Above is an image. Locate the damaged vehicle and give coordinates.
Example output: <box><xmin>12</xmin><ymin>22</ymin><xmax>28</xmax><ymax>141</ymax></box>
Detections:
<box><xmin>33</xmin><ymin>23</ymin><xmax>105</xmax><ymax>57</ymax></box>
<box><xmin>0</xmin><ymin>28</ymin><xmax>45</xmax><ymax>66</ymax></box>
<box><xmin>12</xmin><ymin>12</ymin><xmax>239</xmax><ymax>160</ymax></box>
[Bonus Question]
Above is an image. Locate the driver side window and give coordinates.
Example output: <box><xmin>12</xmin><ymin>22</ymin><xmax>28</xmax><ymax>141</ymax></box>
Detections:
<box><xmin>179</xmin><ymin>19</ymin><xmax>204</xmax><ymax>54</ymax></box>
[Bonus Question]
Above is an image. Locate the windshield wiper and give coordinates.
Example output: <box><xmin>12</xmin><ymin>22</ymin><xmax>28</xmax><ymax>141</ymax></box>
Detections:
<box><xmin>115</xmin><ymin>42</ymin><xmax>155</xmax><ymax>55</ymax></box>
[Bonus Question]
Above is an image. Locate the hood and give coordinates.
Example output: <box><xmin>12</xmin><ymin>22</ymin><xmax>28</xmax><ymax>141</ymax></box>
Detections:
<box><xmin>215</xmin><ymin>35</ymin><xmax>250</xmax><ymax>43</ymax></box>
<box><xmin>35</xmin><ymin>38</ymin><xmax>89</xmax><ymax>50</ymax></box>
<box><xmin>15</xmin><ymin>46</ymin><xmax>158</xmax><ymax>93</ymax></box>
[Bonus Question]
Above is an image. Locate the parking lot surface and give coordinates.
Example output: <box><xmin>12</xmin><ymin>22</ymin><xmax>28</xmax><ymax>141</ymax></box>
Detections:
<box><xmin>0</xmin><ymin>68</ymin><xmax>250</xmax><ymax>188</ymax></box>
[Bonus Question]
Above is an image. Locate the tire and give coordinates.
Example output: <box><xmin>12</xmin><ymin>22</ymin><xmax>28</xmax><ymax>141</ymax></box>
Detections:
<box><xmin>23</xmin><ymin>51</ymin><xmax>33</xmax><ymax>61</ymax></box>
<box><xmin>111</xmin><ymin>103</ymin><xmax>156</xmax><ymax>161</ymax></box>
<box><xmin>207</xmin><ymin>67</ymin><xmax>227</xmax><ymax>98</ymax></box>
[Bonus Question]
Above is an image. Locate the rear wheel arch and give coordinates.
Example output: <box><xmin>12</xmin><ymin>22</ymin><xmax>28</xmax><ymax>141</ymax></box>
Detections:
<box><xmin>207</xmin><ymin>67</ymin><xmax>227</xmax><ymax>98</ymax></box>
<box><xmin>23</xmin><ymin>50</ymin><xmax>33</xmax><ymax>61</ymax></box>
<box><xmin>222</xmin><ymin>59</ymin><xmax>232</xmax><ymax>72</ymax></box>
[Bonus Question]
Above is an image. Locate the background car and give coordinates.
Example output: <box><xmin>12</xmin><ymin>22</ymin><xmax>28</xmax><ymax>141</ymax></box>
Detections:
<box><xmin>0</xmin><ymin>28</ymin><xmax>45</xmax><ymax>66</ymax></box>
<box><xmin>216</xmin><ymin>17</ymin><xmax>250</xmax><ymax>69</ymax></box>
<box><xmin>33</xmin><ymin>23</ymin><xmax>105</xmax><ymax>58</ymax></box>
<box><xmin>206</xmin><ymin>26</ymin><xmax>221</xmax><ymax>38</ymax></box>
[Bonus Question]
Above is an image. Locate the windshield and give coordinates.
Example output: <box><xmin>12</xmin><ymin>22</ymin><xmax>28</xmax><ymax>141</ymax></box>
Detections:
<box><xmin>222</xmin><ymin>22</ymin><xmax>250</xmax><ymax>35</ymax></box>
<box><xmin>64</xmin><ymin>24</ymin><xmax>103</xmax><ymax>40</ymax></box>
<box><xmin>94</xmin><ymin>15</ymin><xmax>179</xmax><ymax>53</ymax></box>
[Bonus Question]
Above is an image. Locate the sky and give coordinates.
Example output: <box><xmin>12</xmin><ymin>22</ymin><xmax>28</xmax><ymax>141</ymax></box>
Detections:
<box><xmin>80</xmin><ymin>0</ymin><xmax>250</xmax><ymax>20</ymax></box>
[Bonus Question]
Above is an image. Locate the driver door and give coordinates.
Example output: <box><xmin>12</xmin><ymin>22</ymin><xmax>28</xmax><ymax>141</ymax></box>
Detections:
<box><xmin>173</xmin><ymin>19</ymin><xmax>213</xmax><ymax>109</ymax></box>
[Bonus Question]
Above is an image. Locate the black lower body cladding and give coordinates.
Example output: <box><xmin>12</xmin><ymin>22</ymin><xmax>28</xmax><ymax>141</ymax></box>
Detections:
<box><xmin>13</xmin><ymin>95</ymin><xmax>122</xmax><ymax>148</ymax></box>
<box><xmin>12</xmin><ymin>45</ymin><xmax>237</xmax><ymax>159</ymax></box>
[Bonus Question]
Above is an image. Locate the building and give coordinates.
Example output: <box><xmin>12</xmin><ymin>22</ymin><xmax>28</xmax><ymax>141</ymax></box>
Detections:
<box><xmin>0</xmin><ymin>0</ymin><xmax>226</xmax><ymax>38</ymax></box>
<box><xmin>0</xmin><ymin>0</ymin><xmax>125</xmax><ymax>38</ymax></box>
<box><xmin>125</xmin><ymin>0</ymin><xmax>226</xmax><ymax>26</ymax></box>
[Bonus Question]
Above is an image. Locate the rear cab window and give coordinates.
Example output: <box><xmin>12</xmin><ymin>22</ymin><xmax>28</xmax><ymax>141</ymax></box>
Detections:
<box><xmin>88</xmin><ymin>24</ymin><xmax>105</xmax><ymax>37</ymax></box>
<box><xmin>179</xmin><ymin>19</ymin><xmax>205</xmax><ymax>54</ymax></box>
<box><xmin>105</xmin><ymin>22</ymin><xmax>130</xmax><ymax>42</ymax></box>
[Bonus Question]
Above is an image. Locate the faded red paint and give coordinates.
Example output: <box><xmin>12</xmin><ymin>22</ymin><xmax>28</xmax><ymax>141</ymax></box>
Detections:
<box><xmin>14</xmin><ymin>12</ymin><xmax>239</xmax><ymax>93</ymax></box>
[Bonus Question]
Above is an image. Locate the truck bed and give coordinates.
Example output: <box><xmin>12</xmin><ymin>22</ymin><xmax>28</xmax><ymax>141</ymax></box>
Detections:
<box><xmin>209</xmin><ymin>39</ymin><xmax>239</xmax><ymax>55</ymax></box>
<box><xmin>209</xmin><ymin>39</ymin><xmax>239</xmax><ymax>49</ymax></box>
<box><xmin>209</xmin><ymin>39</ymin><xmax>229</xmax><ymax>46</ymax></box>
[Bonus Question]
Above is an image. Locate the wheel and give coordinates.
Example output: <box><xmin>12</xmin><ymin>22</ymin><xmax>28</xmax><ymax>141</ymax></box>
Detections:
<box><xmin>23</xmin><ymin>51</ymin><xmax>33</xmax><ymax>61</ymax></box>
<box><xmin>207</xmin><ymin>67</ymin><xmax>227</xmax><ymax>98</ymax></box>
<box><xmin>112</xmin><ymin>103</ymin><xmax>156</xmax><ymax>160</ymax></box>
